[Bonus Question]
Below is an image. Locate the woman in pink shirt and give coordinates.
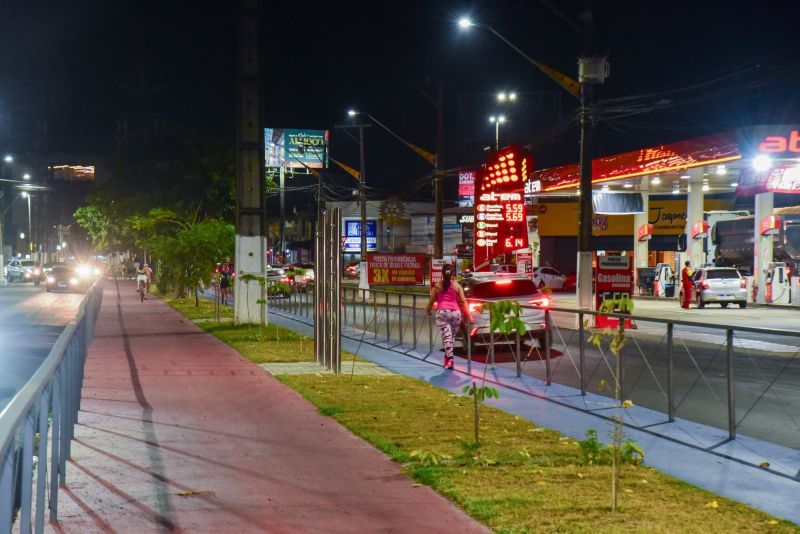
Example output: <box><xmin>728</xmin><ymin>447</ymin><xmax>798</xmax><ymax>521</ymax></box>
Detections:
<box><xmin>426</xmin><ymin>264</ymin><xmax>467</xmax><ymax>370</ymax></box>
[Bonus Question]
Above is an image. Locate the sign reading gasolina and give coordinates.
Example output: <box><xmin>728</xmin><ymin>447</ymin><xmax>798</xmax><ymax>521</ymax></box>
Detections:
<box><xmin>367</xmin><ymin>253</ymin><xmax>425</xmax><ymax>285</ymax></box>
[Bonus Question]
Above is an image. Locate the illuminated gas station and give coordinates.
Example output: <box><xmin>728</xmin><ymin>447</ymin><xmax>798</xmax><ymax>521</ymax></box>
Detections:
<box><xmin>471</xmin><ymin>125</ymin><xmax>800</xmax><ymax>307</ymax></box>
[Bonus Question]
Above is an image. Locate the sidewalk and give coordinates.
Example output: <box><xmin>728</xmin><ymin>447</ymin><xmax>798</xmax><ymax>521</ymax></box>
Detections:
<box><xmin>49</xmin><ymin>281</ymin><xmax>486</xmax><ymax>533</ymax></box>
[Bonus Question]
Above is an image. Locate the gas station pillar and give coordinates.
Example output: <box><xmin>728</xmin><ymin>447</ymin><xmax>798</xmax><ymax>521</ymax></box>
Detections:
<box><xmin>753</xmin><ymin>192</ymin><xmax>774</xmax><ymax>304</ymax></box>
<box><xmin>633</xmin><ymin>177</ymin><xmax>650</xmax><ymax>271</ymax></box>
<box><xmin>685</xmin><ymin>173</ymin><xmax>705</xmax><ymax>269</ymax></box>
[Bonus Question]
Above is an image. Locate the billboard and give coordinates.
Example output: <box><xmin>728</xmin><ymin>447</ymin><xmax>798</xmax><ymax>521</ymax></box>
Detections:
<box><xmin>265</xmin><ymin>128</ymin><xmax>329</xmax><ymax>169</ymax></box>
<box><xmin>595</xmin><ymin>255</ymin><xmax>634</xmax><ymax>329</ymax></box>
<box><xmin>458</xmin><ymin>170</ymin><xmax>476</xmax><ymax>207</ymax></box>
<box><xmin>367</xmin><ymin>253</ymin><xmax>425</xmax><ymax>285</ymax></box>
<box><xmin>49</xmin><ymin>165</ymin><xmax>95</xmax><ymax>181</ymax></box>
<box><xmin>342</xmin><ymin>220</ymin><xmax>377</xmax><ymax>252</ymax></box>
<box><xmin>474</xmin><ymin>146</ymin><xmax>530</xmax><ymax>271</ymax></box>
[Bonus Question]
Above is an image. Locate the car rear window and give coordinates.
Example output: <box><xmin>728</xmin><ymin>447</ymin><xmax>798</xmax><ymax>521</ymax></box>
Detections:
<box><xmin>470</xmin><ymin>279</ymin><xmax>538</xmax><ymax>299</ymax></box>
<box><xmin>706</xmin><ymin>269</ymin><xmax>740</xmax><ymax>280</ymax></box>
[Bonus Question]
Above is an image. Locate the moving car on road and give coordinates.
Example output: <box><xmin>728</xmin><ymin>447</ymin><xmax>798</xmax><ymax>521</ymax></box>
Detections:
<box><xmin>46</xmin><ymin>266</ymin><xmax>89</xmax><ymax>293</ymax></box>
<box><xmin>687</xmin><ymin>267</ymin><xmax>747</xmax><ymax>309</ymax></box>
<box><xmin>459</xmin><ymin>272</ymin><xmax>551</xmax><ymax>351</ymax></box>
<box><xmin>531</xmin><ymin>266</ymin><xmax>568</xmax><ymax>291</ymax></box>
<box><xmin>5</xmin><ymin>259</ymin><xmax>42</xmax><ymax>284</ymax></box>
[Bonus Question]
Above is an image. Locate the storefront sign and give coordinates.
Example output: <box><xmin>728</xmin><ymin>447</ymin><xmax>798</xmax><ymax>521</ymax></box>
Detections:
<box><xmin>760</xmin><ymin>215</ymin><xmax>781</xmax><ymax>236</ymax></box>
<box><xmin>691</xmin><ymin>221</ymin><xmax>708</xmax><ymax>239</ymax></box>
<box><xmin>458</xmin><ymin>214</ymin><xmax>474</xmax><ymax>224</ymax></box>
<box><xmin>595</xmin><ymin>255</ymin><xmax>634</xmax><ymax>328</ymax></box>
<box><xmin>758</xmin><ymin>130</ymin><xmax>800</xmax><ymax>154</ymax></box>
<box><xmin>458</xmin><ymin>170</ymin><xmax>476</xmax><ymax>207</ymax></box>
<box><xmin>474</xmin><ymin>146</ymin><xmax>530</xmax><ymax>270</ymax></box>
<box><xmin>515</xmin><ymin>252</ymin><xmax>533</xmax><ymax>274</ymax></box>
<box><xmin>637</xmin><ymin>223</ymin><xmax>653</xmax><ymax>241</ymax></box>
<box><xmin>343</xmin><ymin>220</ymin><xmax>377</xmax><ymax>251</ymax></box>
<box><xmin>367</xmin><ymin>253</ymin><xmax>425</xmax><ymax>285</ymax></box>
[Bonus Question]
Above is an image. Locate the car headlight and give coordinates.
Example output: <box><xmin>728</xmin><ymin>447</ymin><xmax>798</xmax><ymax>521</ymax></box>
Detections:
<box><xmin>46</xmin><ymin>276</ymin><xmax>55</xmax><ymax>284</ymax></box>
<box><xmin>75</xmin><ymin>264</ymin><xmax>91</xmax><ymax>278</ymax></box>
<box><xmin>33</xmin><ymin>268</ymin><xmax>41</xmax><ymax>275</ymax></box>
<box><xmin>69</xmin><ymin>277</ymin><xmax>79</xmax><ymax>285</ymax></box>
<box><xmin>93</xmin><ymin>267</ymin><xmax>102</xmax><ymax>276</ymax></box>
<box><xmin>24</xmin><ymin>272</ymin><xmax>31</xmax><ymax>278</ymax></box>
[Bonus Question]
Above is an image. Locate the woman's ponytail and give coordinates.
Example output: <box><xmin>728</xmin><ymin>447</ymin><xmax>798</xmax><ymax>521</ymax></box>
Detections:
<box><xmin>442</xmin><ymin>264</ymin><xmax>452</xmax><ymax>291</ymax></box>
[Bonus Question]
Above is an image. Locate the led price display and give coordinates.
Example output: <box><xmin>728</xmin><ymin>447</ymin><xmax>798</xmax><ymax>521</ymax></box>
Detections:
<box><xmin>474</xmin><ymin>146</ymin><xmax>531</xmax><ymax>271</ymax></box>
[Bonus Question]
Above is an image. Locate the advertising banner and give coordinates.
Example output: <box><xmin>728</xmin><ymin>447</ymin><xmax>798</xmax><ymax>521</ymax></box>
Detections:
<box><xmin>458</xmin><ymin>170</ymin><xmax>476</xmax><ymax>207</ymax></box>
<box><xmin>342</xmin><ymin>220</ymin><xmax>377</xmax><ymax>252</ymax></box>
<box><xmin>367</xmin><ymin>253</ymin><xmax>425</xmax><ymax>285</ymax></box>
<box><xmin>474</xmin><ymin>146</ymin><xmax>530</xmax><ymax>271</ymax></box>
<box><xmin>515</xmin><ymin>252</ymin><xmax>533</xmax><ymax>274</ymax></box>
<box><xmin>430</xmin><ymin>258</ymin><xmax>456</xmax><ymax>289</ymax></box>
<box><xmin>265</xmin><ymin>128</ymin><xmax>329</xmax><ymax>169</ymax></box>
<box><xmin>595</xmin><ymin>255</ymin><xmax>634</xmax><ymax>328</ymax></box>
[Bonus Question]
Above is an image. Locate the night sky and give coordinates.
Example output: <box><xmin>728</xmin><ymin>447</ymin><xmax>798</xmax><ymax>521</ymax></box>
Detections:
<box><xmin>1</xmin><ymin>0</ymin><xmax>799</xmax><ymax>198</ymax></box>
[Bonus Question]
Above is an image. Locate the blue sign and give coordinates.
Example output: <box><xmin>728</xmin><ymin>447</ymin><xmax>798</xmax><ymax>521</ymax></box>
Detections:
<box><xmin>343</xmin><ymin>220</ymin><xmax>377</xmax><ymax>251</ymax></box>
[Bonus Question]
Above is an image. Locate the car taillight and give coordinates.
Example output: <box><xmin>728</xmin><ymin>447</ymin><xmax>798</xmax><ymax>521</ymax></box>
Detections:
<box><xmin>495</xmin><ymin>279</ymin><xmax>512</xmax><ymax>286</ymax></box>
<box><xmin>701</xmin><ymin>280</ymin><xmax>710</xmax><ymax>290</ymax></box>
<box><xmin>529</xmin><ymin>296</ymin><xmax>550</xmax><ymax>308</ymax></box>
<box><xmin>467</xmin><ymin>301</ymin><xmax>482</xmax><ymax>313</ymax></box>
<box><xmin>280</xmin><ymin>277</ymin><xmax>290</xmax><ymax>283</ymax></box>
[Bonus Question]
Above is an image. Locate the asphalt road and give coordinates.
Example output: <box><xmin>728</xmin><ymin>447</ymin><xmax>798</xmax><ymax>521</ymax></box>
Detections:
<box><xmin>0</xmin><ymin>283</ymin><xmax>84</xmax><ymax>410</ymax></box>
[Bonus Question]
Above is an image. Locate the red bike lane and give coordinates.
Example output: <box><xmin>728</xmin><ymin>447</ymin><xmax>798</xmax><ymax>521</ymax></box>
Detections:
<box><xmin>48</xmin><ymin>281</ymin><xmax>486</xmax><ymax>533</ymax></box>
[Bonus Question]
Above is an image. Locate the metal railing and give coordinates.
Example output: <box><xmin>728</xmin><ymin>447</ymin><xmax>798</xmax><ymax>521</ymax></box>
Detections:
<box><xmin>0</xmin><ymin>281</ymin><xmax>103</xmax><ymax>533</ymax></box>
<box><xmin>268</xmin><ymin>284</ymin><xmax>800</xmax><ymax>456</ymax></box>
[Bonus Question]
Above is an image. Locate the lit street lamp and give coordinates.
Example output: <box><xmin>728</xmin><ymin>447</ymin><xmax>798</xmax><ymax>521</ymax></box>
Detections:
<box><xmin>3</xmin><ymin>155</ymin><xmax>12</xmax><ymax>163</ymax></box>
<box><xmin>489</xmin><ymin>115</ymin><xmax>506</xmax><ymax>150</ymax></box>
<box><xmin>23</xmin><ymin>173</ymin><xmax>30</xmax><ymax>181</ymax></box>
<box><xmin>497</xmin><ymin>91</ymin><xmax>517</xmax><ymax>102</ymax></box>
<box><xmin>21</xmin><ymin>191</ymin><xmax>32</xmax><ymax>252</ymax></box>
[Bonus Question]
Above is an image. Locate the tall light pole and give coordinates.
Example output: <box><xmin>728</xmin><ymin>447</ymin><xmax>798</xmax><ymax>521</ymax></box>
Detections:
<box><xmin>488</xmin><ymin>115</ymin><xmax>506</xmax><ymax>150</ymax></box>
<box><xmin>338</xmin><ymin>112</ymin><xmax>371</xmax><ymax>289</ymax></box>
<box><xmin>21</xmin><ymin>192</ymin><xmax>31</xmax><ymax>252</ymax></box>
<box><xmin>458</xmin><ymin>16</ymin><xmax>606</xmax><ymax>312</ymax></box>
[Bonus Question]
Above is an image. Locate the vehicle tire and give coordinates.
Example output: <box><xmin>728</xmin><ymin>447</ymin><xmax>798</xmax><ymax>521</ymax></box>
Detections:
<box><xmin>720</xmin><ymin>302</ymin><xmax>729</xmax><ymax>308</ymax></box>
<box><xmin>739</xmin><ymin>301</ymin><xmax>747</xmax><ymax>309</ymax></box>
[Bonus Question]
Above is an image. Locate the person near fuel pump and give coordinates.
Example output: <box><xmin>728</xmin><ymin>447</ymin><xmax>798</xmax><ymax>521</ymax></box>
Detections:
<box><xmin>680</xmin><ymin>261</ymin><xmax>694</xmax><ymax>309</ymax></box>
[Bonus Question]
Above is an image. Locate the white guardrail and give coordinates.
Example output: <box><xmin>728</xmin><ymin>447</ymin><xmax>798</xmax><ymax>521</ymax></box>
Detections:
<box><xmin>0</xmin><ymin>280</ymin><xmax>103</xmax><ymax>533</ymax></box>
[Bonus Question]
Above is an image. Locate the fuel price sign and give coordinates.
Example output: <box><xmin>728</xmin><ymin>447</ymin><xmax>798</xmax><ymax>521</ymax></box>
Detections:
<box><xmin>474</xmin><ymin>146</ymin><xmax>531</xmax><ymax>271</ymax></box>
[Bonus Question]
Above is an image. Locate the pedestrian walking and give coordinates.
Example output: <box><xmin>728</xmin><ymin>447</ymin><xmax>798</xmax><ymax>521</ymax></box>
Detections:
<box><xmin>426</xmin><ymin>264</ymin><xmax>468</xmax><ymax>370</ymax></box>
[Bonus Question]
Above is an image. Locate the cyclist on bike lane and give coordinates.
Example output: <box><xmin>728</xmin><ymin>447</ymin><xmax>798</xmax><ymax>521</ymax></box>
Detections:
<box><xmin>136</xmin><ymin>265</ymin><xmax>149</xmax><ymax>299</ymax></box>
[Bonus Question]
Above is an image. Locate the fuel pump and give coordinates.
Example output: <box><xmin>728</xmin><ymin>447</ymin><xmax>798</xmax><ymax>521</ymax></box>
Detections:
<box><xmin>765</xmin><ymin>262</ymin><xmax>791</xmax><ymax>304</ymax></box>
<box><xmin>653</xmin><ymin>263</ymin><xmax>673</xmax><ymax>297</ymax></box>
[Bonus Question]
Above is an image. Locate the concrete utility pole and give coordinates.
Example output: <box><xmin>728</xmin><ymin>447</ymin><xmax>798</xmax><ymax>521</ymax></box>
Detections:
<box><xmin>234</xmin><ymin>0</ymin><xmax>267</xmax><ymax>324</ymax></box>
<box><xmin>434</xmin><ymin>82</ymin><xmax>445</xmax><ymax>258</ymax></box>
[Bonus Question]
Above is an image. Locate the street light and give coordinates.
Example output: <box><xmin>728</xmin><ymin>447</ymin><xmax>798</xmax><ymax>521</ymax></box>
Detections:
<box><xmin>4</xmin><ymin>155</ymin><xmax>12</xmax><ymax>163</ymax></box>
<box><xmin>489</xmin><ymin>115</ymin><xmax>506</xmax><ymax>150</ymax></box>
<box><xmin>23</xmin><ymin>173</ymin><xmax>30</xmax><ymax>181</ymax></box>
<box><xmin>457</xmin><ymin>17</ymin><xmax>473</xmax><ymax>29</ymax></box>
<box><xmin>497</xmin><ymin>91</ymin><xmax>517</xmax><ymax>102</ymax></box>
<box><xmin>347</xmin><ymin>109</ymin><xmax>357</xmax><ymax>117</ymax></box>
<box><xmin>753</xmin><ymin>154</ymin><xmax>772</xmax><ymax>172</ymax></box>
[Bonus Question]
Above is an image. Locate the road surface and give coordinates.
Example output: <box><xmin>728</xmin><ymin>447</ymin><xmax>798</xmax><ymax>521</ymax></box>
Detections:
<box><xmin>0</xmin><ymin>283</ymin><xmax>84</xmax><ymax>410</ymax></box>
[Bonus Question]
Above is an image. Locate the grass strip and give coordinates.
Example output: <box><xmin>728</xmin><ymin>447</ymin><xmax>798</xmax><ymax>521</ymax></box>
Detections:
<box><xmin>278</xmin><ymin>373</ymin><xmax>797</xmax><ymax>534</ymax></box>
<box><xmin>161</xmin><ymin>294</ymin><xmax>366</xmax><ymax>364</ymax></box>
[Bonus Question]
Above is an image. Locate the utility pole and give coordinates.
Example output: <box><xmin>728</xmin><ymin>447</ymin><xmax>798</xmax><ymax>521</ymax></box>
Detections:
<box><xmin>357</xmin><ymin>125</ymin><xmax>368</xmax><ymax>289</ymax></box>
<box><xmin>234</xmin><ymin>0</ymin><xmax>266</xmax><ymax>324</ymax></box>
<box><xmin>434</xmin><ymin>82</ymin><xmax>445</xmax><ymax>258</ymax></box>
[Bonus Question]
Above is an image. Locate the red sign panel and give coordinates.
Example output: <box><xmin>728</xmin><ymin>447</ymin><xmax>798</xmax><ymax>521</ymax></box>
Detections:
<box><xmin>474</xmin><ymin>146</ymin><xmax>530</xmax><ymax>271</ymax></box>
<box><xmin>458</xmin><ymin>170</ymin><xmax>476</xmax><ymax>207</ymax></box>
<box><xmin>760</xmin><ymin>215</ymin><xmax>781</xmax><ymax>236</ymax></box>
<box><xmin>637</xmin><ymin>223</ymin><xmax>653</xmax><ymax>242</ymax></box>
<box><xmin>367</xmin><ymin>253</ymin><xmax>425</xmax><ymax>285</ymax></box>
<box><xmin>595</xmin><ymin>255</ymin><xmax>634</xmax><ymax>329</ymax></box>
<box><xmin>533</xmin><ymin>133</ymin><xmax>740</xmax><ymax>192</ymax></box>
<box><xmin>691</xmin><ymin>221</ymin><xmax>708</xmax><ymax>239</ymax></box>
<box><xmin>759</xmin><ymin>130</ymin><xmax>800</xmax><ymax>154</ymax></box>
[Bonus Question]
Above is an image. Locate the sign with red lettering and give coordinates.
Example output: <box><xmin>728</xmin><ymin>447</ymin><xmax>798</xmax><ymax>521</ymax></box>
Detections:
<box><xmin>760</xmin><ymin>215</ymin><xmax>781</xmax><ymax>236</ymax></box>
<box><xmin>595</xmin><ymin>255</ymin><xmax>634</xmax><ymax>329</ymax></box>
<box><xmin>430</xmin><ymin>258</ymin><xmax>456</xmax><ymax>289</ymax></box>
<box><xmin>515</xmin><ymin>252</ymin><xmax>532</xmax><ymax>274</ymax></box>
<box><xmin>458</xmin><ymin>170</ymin><xmax>476</xmax><ymax>207</ymax></box>
<box><xmin>367</xmin><ymin>253</ymin><xmax>425</xmax><ymax>285</ymax></box>
<box><xmin>758</xmin><ymin>130</ymin><xmax>800</xmax><ymax>154</ymax></box>
<box><xmin>637</xmin><ymin>223</ymin><xmax>653</xmax><ymax>241</ymax></box>
<box><xmin>691</xmin><ymin>220</ymin><xmax>708</xmax><ymax>239</ymax></box>
<box><xmin>474</xmin><ymin>146</ymin><xmax>531</xmax><ymax>271</ymax></box>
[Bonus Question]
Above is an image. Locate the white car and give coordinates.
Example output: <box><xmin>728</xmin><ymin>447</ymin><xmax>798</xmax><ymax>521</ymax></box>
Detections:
<box><xmin>531</xmin><ymin>267</ymin><xmax>567</xmax><ymax>291</ymax></box>
<box><xmin>459</xmin><ymin>273</ymin><xmax>551</xmax><ymax>350</ymax></box>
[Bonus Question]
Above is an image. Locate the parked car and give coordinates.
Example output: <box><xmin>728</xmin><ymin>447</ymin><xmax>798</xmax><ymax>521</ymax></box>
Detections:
<box><xmin>46</xmin><ymin>266</ymin><xmax>88</xmax><ymax>293</ymax></box>
<box><xmin>685</xmin><ymin>267</ymin><xmax>747</xmax><ymax>308</ymax></box>
<box><xmin>5</xmin><ymin>259</ymin><xmax>42</xmax><ymax>284</ymax></box>
<box><xmin>459</xmin><ymin>272</ymin><xmax>551</xmax><ymax>350</ymax></box>
<box><xmin>531</xmin><ymin>266</ymin><xmax>568</xmax><ymax>291</ymax></box>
